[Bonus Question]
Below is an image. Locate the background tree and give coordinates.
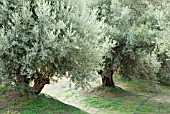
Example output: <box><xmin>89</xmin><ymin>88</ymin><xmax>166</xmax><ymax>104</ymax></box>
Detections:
<box><xmin>92</xmin><ymin>0</ymin><xmax>169</xmax><ymax>90</ymax></box>
<box><xmin>155</xmin><ymin>0</ymin><xmax>170</xmax><ymax>85</ymax></box>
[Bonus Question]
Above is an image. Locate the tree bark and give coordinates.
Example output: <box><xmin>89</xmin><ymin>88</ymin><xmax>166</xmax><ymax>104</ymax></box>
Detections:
<box><xmin>32</xmin><ymin>77</ymin><xmax>50</xmax><ymax>94</ymax></box>
<box><xmin>98</xmin><ymin>69</ymin><xmax>115</xmax><ymax>87</ymax></box>
<box><xmin>98</xmin><ymin>43</ymin><xmax>125</xmax><ymax>87</ymax></box>
<box><xmin>15</xmin><ymin>66</ymin><xmax>50</xmax><ymax>95</ymax></box>
<box><xmin>102</xmin><ymin>70</ymin><xmax>115</xmax><ymax>87</ymax></box>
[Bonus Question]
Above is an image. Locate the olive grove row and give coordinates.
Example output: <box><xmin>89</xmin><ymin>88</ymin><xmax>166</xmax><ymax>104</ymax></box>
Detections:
<box><xmin>0</xmin><ymin>0</ymin><xmax>170</xmax><ymax>94</ymax></box>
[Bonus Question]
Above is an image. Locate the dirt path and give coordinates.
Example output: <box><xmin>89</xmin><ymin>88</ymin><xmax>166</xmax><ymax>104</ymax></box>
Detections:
<box><xmin>42</xmin><ymin>78</ymin><xmax>170</xmax><ymax>114</ymax></box>
<box><xmin>41</xmin><ymin>78</ymin><xmax>101</xmax><ymax>114</ymax></box>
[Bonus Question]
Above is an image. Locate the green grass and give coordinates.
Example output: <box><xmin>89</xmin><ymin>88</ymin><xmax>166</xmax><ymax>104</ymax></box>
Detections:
<box><xmin>82</xmin><ymin>78</ymin><xmax>170</xmax><ymax>114</ymax></box>
<box><xmin>114</xmin><ymin>76</ymin><xmax>162</xmax><ymax>93</ymax></box>
<box><xmin>93</xmin><ymin>86</ymin><xmax>132</xmax><ymax>94</ymax></box>
<box><xmin>84</xmin><ymin>95</ymin><xmax>170</xmax><ymax>114</ymax></box>
<box><xmin>1</xmin><ymin>78</ymin><xmax>169</xmax><ymax>114</ymax></box>
<box><xmin>0</xmin><ymin>86</ymin><xmax>88</xmax><ymax>114</ymax></box>
<box><xmin>81</xmin><ymin>76</ymin><xmax>170</xmax><ymax>114</ymax></box>
<box><xmin>17</xmin><ymin>94</ymin><xmax>87</xmax><ymax>114</ymax></box>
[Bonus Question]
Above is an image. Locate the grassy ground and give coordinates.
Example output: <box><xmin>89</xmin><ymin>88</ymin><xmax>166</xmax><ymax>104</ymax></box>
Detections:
<box><xmin>0</xmin><ymin>86</ymin><xmax>87</xmax><ymax>114</ymax></box>
<box><xmin>83</xmin><ymin>77</ymin><xmax>170</xmax><ymax>114</ymax></box>
<box><xmin>1</xmin><ymin>77</ymin><xmax>169</xmax><ymax>114</ymax></box>
<box><xmin>42</xmin><ymin>77</ymin><xmax>170</xmax><ymax>114</ymax></box>
<box><xmin>84</xmin><ymin>87</ymin><xmax>170</xmax><ymax>114</ymax></box>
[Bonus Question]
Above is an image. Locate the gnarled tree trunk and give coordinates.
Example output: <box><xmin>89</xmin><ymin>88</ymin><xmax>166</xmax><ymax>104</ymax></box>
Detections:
<box><xmin>15</xmin><ymin>66</ymin><xmax>50</xmax><ymax>95</ymax></box>
<box><xmin>101</xmin><ymin>70</ymin><xmax>114</xmax><ymax>87</ymax></box>
<box><xmin>98</xmin><ymin>43</ymin><xmax>125</xmax><ymax>87</ymax></box>
<box><xmin>98</xmin><ymin>69</ymin><xmax>115</xmax><ymax>87</ymax></box>
<box><xmin>31</xmin><ymin>69</ymin><xmax>50</xmax><ymax>94</ymax></box>
<box><xmin>32</xmin><ymin>77</ymin><xmax>50</xmax><ymax>94</ymax></box>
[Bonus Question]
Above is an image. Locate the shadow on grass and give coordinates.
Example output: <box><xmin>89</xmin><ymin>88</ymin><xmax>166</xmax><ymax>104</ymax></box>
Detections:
<box><xmin>0</xmin><ymin>86</ymin><xmax>88</xmax><ymax>114</ymax></box>
<box><xmin>91</xmin><ymin>85</ymin><xmax>143</xmax><ymax>98</ymax></box>
<box><xmin>84</xmin><ymin>86</ymin><xmax>170</xmax><ymax>114</ymax></box>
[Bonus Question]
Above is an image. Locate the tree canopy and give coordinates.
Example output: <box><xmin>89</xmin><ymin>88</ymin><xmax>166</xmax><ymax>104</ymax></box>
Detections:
<box><xmin>0</xmin><ymin>0</ymin><xmax>109</xmax><ymax>93</ymax></box>
<box><xmin>0</xmin><ymin>0</ymin><xmax>170</xmax><ymax>93</ymax></box>
<box><xmin>94</xmin><ymin>0</ymin><xmax>170</xmax><ymax>88</ymax></box>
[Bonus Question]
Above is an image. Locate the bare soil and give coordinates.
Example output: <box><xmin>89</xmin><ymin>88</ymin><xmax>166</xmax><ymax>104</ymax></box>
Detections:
<box><xmin>0</xmin><ymin>90</ymin><xmax>23</xmax><ymax>113</ymax></box>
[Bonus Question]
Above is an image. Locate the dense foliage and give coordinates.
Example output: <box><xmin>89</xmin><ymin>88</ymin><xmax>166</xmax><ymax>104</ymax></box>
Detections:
<box><xmin>0</xmin><ymin>0</ymin><xmax>109</xmax><ymax>91</ymax></box>
<box><xmin>0</xmin><ymin>0</ymin><xmax>170</xmax><ymax>93</ymax></box>
<box><xmin>91</xmin><ymin>0</ymin><xmax>170</xmax><ymax>89</ymax></box>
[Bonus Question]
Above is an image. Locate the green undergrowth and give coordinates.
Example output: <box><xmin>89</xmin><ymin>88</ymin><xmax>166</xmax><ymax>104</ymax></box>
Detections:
<box><xmin>93</xmin><ymin>86</ymin><xmax>132</xmax><ymax>95</ymax></box>
<box><xmin>0</xmin><ymin>86</ymin><xmax>87</xmax><ymax>114</ymax></box>
<box><xmin>84</xmin><ymin>94</ymin><xmax>170</xmax><ymax>114</ymax></box>
<box><xmin>82</xmin><ymin>78</ymin><xmax>170</xmax><ymax>114</ymax></box>
<box><xmin>54</xmin><ymin>78</ymin><xmax>170</xmax><ymax>114</ymax></box>
<box><xmin>18</xmin><ymin>94</ymin><xmax>87</xmax><ymax>114</ymax></box>
<box><xmin>114</xmin><ymin>76</ymin><xmax>162</xmax><ymax>93</ymax></box>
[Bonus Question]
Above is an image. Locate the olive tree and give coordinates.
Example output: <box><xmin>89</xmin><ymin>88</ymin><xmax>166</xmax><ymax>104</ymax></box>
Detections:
<box><xmin>92</xmin><ymin>0</ymin><xmax>167</xmax><ymax>90</ymax></box>
<box><xmin>0</xmin><ymin>0</ymin><xmax>109</xmax><ymax>94</ymax></box>
<box><xmin>155</xmin><ymin>0</ymin><xmax>170</xmax><ymax>85</ymax></box>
